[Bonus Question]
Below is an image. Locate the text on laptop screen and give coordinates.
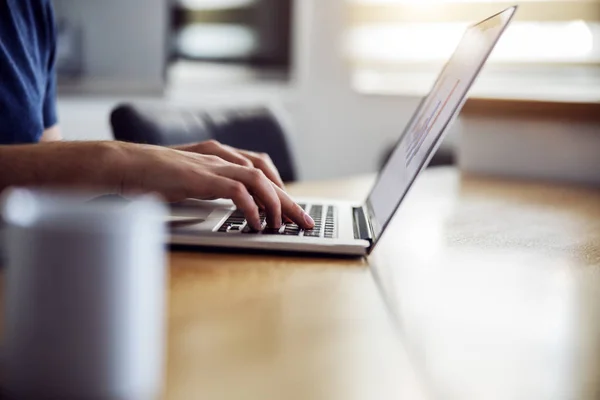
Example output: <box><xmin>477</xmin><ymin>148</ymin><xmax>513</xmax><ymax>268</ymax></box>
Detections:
<box><xmin>366</xmin><ymin>8</ymin><xmax>515</xmax><ymax>239</ymax></box>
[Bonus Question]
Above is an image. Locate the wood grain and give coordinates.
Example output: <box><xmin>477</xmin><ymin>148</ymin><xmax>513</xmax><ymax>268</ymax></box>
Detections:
<box><xmin>164</xmin><ymin>168</ymin><xmax>600</xmax><ymax>399</ymax></box>
<box><xmin>2</xmin><ymin>168</ymin><xmax>599</xmax><ymax>399</ymax></box>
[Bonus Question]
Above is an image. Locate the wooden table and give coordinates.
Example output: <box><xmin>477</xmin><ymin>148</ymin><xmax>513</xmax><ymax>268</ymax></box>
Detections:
<box><xmin>167</xmin><ymin>167</ymin><xmax>600</xmax><ymax>400</ymax></box>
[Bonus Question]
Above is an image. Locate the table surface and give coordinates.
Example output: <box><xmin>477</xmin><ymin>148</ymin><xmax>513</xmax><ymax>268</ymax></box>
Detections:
<box><xmin>165</xmin><ymin>167</ymin><xmax>600</xmax><ymax>400</ymax></box>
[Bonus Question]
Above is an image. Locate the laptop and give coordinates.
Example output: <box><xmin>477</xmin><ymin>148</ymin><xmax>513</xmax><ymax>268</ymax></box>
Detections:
<box><xmin>169</xmin><ymin>6</ymin><xmax>517</xmax><ymax>256</ymax></box>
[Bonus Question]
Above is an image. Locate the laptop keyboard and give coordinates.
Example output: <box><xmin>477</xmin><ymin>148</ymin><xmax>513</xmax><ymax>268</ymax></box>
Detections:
<box><xmin>217</xmin><ymin>204</ymin><xmax>337</xmax><ymax>239</ymax></box>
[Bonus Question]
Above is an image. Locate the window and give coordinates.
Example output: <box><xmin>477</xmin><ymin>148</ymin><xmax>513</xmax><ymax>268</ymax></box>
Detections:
<box><xmin>347</xmin><ymin>0</ymin><xmax>600</xmax><ymax>98</ymax></box>
<box><xmin>171</xmin><ymin>0</ymin><xmax>293</xmax><ymax>72</ymax></box>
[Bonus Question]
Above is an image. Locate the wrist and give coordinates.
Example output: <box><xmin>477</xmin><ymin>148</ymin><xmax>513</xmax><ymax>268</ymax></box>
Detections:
<box><xmin>91</xmin><ymin>141</ymin><xmax>132</xmax><ymax>193</ymax></box>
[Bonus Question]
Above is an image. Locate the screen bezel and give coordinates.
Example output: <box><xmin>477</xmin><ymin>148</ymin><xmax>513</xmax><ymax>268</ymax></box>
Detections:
<box><xmin>364</xmin><ymin>6</ymin><xmax>518</xmax><ymax>253</ymax></box>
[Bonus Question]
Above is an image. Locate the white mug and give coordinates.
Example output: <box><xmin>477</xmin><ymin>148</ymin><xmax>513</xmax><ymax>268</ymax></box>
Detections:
<box><xmin>2</xmin><ymin>190</ymin><xmax>168</xmax><ymax>400</ymax></box>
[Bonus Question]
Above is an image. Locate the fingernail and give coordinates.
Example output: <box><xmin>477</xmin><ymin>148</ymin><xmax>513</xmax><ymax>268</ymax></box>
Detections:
<box><xmin>304</xmin><ymin>212</ymin><xmax>315</xmax><ymax>227</ymax></box>
<box><xmin>270</xmin><ymin>219</ymin><xmax>281</xmax><ymax>229</ymax></box>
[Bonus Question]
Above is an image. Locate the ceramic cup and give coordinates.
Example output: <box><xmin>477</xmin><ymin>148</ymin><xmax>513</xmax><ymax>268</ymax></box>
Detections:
<box><xmin>2</xmin><ymin>189</ymin><xmax>168</xmax><ymax>400</ymax></box>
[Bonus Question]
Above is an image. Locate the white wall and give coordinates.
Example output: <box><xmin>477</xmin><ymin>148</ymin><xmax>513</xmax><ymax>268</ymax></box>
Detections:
<box><xmin>57</xmin><ymin>99</ymin><xmax>114</xmax><ymax>141</ymax></box>
<box><xmin>459</xmin><ymin>117</ymin><xmax>600</xmax><ymax>185</ymax></box>
<box><xmin>53</xmin><ymin>0</ymin><xmax>167</xmax><ymax>91</ymax></box>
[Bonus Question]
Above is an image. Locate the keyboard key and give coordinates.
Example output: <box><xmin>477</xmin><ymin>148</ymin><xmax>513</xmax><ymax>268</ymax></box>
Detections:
<box><xmin>304</xmin><ymin>230</ymin><xmax>321</xmax><ymax>237</ymax></box>
<box><xmin>308</xmin><ymin>205</ymin><xmax>323</xmax><ymax>220</ymax></box>
<box><xmin>284</xmin><ymin>223</ymin><xmax>301</xmax><ymax>235</ymax></box>
<box><xmin>228</xmin><ymin>225</ymin><xmax>243</xmax><ymax>232</ymax></box>
<box><xmin>305</xmin><ymin>204</ymin><xmax>325</xmax><ymax>238</ymax></box>
<box><xmin>217</xmin><ymin>205</ymin><xmax>337</xmax><ymax>239</ymax></box>
<box><xmin>242</xmin><ymin>220</ymin><xmax>267</xmax><ymax>233</ymax></box>
<box><xmin>263</xmin><ymin>226</ymin><xmax>285</xmax><ymax>235</ymax></box>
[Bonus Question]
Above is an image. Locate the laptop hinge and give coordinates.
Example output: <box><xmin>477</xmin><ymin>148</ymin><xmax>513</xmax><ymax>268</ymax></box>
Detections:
<box><xmin>352</xmin><ymin>206</ymin><xmax>374</xmax><ymax>242</ymax></box>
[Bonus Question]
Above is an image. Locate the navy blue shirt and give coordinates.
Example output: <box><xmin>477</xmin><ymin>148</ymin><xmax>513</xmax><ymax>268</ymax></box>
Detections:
<box><xmin>0</xmin><ymin>0</ymin><xmax>58</xmax><ymax>144</ymax></box>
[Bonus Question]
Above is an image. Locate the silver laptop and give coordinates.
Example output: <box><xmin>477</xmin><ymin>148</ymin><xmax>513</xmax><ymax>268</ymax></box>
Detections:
<box><xmin>169</xmin><ymin>7</ymin><xmax>517</xmax><ymax>256</ymax></box>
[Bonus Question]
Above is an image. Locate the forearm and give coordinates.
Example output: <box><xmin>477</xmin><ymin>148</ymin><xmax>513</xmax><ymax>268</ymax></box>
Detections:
<box><xmin>0</xmin><ymin>142</ymin><xmax>124</xmax><ymax>193</ymax></box>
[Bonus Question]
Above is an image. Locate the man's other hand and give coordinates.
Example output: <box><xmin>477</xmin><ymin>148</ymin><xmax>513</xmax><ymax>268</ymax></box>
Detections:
<box><xmin>173</xmin><ymin>140</ymin><xmax>286</xmax><ymax>189</ymax></box>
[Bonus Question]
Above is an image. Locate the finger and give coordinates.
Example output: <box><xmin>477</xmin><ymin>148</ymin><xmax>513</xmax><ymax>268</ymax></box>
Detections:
<box><xmin>194</xmin><ymin>141</ymin><xmax>254</xmax><ymax>169</ymax></box>
<box><xmin>273</xmin><ymin>185</ymin><xmax>315</xmax><ymax>229</ymax></box>
<box><xmin>187</xmin><ymin>174</ymin><xmax>261</xmax><ymax>230</ymax></box>
<box><xmin>253</xmin><ymin>196</ymin><xmax>266</xmax><ymax>210</ymax></box>
<box><xmin>237</xmin><ymin>150</ymin><xmax>285</xmax><ymax>189</ymax></box>
<box><xmin>216</xmin><ymin>165</ymin><xmax>282</xmax><ymax>228</ymax></box>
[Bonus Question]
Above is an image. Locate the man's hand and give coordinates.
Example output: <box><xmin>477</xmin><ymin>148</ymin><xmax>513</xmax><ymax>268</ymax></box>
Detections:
<box><xmin>0</xmin><ymin>141</ymin><xmax>314</xmax><ymax>231</ymax></box>
<box><xmin>120</xmin><ymin>143</ymin><xmax>310</xmax><ymax>230</ymax></box>
<box><xmin>173</xmin><ymin>140</ymin><xmax>285</xmax><ymax>189</ymax></box>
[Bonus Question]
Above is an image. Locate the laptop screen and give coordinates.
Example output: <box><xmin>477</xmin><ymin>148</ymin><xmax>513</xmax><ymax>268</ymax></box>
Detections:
<box><xmin>366</xmin><ymin>7</ymin><xmax>516</xmax><ymax>242</ymax></box>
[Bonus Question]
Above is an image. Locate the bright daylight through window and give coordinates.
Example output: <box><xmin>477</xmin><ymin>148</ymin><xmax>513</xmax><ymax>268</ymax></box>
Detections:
<box><xmin>347</xmin><ymin>0</ymin><xmax>600</xmax><ymax>98</ymax></box>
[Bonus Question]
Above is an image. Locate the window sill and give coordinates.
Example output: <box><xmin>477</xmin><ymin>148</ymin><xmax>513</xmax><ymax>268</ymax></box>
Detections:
<box><xmin>461</xmin><ymin>97</ymin><xmax>600</xmax><ymax>123</ymax></box>
<box><xmin>352</xmin><ymin>67</ymin><xmax>600</xmax><ymax>104</ymax></box>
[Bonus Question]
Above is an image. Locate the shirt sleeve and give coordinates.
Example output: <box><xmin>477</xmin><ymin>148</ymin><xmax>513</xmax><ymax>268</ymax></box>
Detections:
<box><xmin>43</xmin><ymin>68</ymin><xmax>58</xmax><ymax>129</ymax></box>
<box><xmin>42</xmin><ymin>1</ymin><xmax>58</xmax><ymax>129</ymax></box>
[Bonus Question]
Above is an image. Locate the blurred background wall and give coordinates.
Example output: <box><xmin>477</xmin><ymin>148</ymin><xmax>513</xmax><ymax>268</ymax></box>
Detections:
<box><xmin>53</xmin><ymin>0</ymin><xmax>168</xmax><ymax>93</ymax></box>
<box><xmin>53</xmin><ymin>0</ymin><xmax>600</xmax><ymax>183</ymax></box>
